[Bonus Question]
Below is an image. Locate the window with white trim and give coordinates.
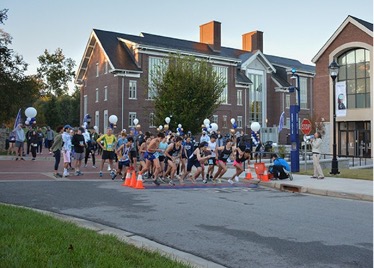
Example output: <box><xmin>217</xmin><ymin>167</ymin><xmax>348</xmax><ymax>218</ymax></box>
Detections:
<box><xmin>129</xmin><ymin>80</ymin><xmax>137</xmax><ymax>99</ymax></box>
<box><xmin>104</xmin><ymin>86</ymin><xmax>108</xmax><ymax>101</ymax></box>
<box><xmin>83</xmin><ymin>95</ymin><xmax>87</xmax><ymax>116</ymax></box>
<box><xmin>105</xmin><ymin>60</ymin><xmax>108</xmax><ymax>74</ymax></box>
<box><xmin>285</xmin><ymin>94</ymin><xmax>290</xmax><ymax>108</ymax></box>
<box><xmin>149</xmin><ymin>113</ymin><xmax>155</xmax><ymax>128</ymax></box>
<box><xmin>237</xmin><ymin>90</ymin><xmax>243</xmax><ymax>105</ymax></box>
<box><xmin>222</xmin><ymin>115</ymin><xmax>227</xmax><ymax>128</ymax></box>
<box><xmin>95</xmin><ymin>111</ymin><xmax>99</xmax><ymax>131</ymax></box>
<box><xmin>96</xmin><ymin>63</ymin><xmax>99</xmax><ymax>77</ymax></box>
<box><xmin>285</xmin><ymin>117</ymin><xmax>290</xmax><ymax>129</ymax></box>
<box><xmin>129</xmin><ymin>112</ymin><xmax>137</xmax><ymax>127</ymax></box>
<box><xmin>95</xmin><ymin>88</ymin><xmax>99</xmax><ymax>102</ymax></box>
<box><xmin>212</xmin><ymin>115</ymin><xmax>218</xmax><ymax>124</ymax></box>
<box><xmin>300</xmin><ymin>77</ymin><xmax>308</xmax><ymax>109</ymax></box>
<box><xmin>237</xmin><ymin>116</ymin><xmax>243</xmax><ymax>129</ymax></box>
<box><xmin>213</xmin><ymin>65</ymin><xmax>228</xmax><ymax>104</ymax></box>
<box><xmin>148</xmin><ymin>57</ymin><xmax>168</xmax><ymax>99</ymax></box>
<box><xmin>103</xmin><ymin>110</ymin><xmax>108</xmax><ymax>131</ymax></box>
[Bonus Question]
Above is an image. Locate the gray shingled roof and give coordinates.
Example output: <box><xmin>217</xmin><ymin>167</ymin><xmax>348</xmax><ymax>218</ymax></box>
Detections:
<box><xmin>92</xmin><ymin>28</ymin><xmax>315</xmax><ymax>74</ymax></box>
<box><xmin>236</xmin><ymin>69</ymin><xmax>252</xmax><ymax>85</ymax></box>
<box><xmin>349</xmin><ymin>15</ymin><xmax>373</xmax><ymax>31</ymax></box>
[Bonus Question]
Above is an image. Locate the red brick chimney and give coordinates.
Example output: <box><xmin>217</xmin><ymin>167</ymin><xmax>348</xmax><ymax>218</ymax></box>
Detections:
<box><xmin>200</xmin><ymin>21</ymin><xmax>221</xmax><ymax>52</ymax></box>
<box><xmin>242</xmin><ymin>31</ymin><xmax>263</xmax><ymax>52</ymax></box>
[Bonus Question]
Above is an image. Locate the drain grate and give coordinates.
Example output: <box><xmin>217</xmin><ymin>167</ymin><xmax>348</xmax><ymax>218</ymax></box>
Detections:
<box><xmin>280</xmin><ymin>184</ymin><xmax>301</xmax><ymax>193</ymax></box>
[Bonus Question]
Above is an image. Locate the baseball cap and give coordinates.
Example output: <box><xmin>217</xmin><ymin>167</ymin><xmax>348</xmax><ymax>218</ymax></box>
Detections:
<box><xmin>64</xmin><ymin>124</ymin><xmax>72</xmax><ymax>130</ymax></box>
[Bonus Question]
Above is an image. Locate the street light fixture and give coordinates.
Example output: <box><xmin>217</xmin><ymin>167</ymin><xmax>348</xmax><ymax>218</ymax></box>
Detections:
<box><xmin>328</xmin><ymin>60</ymin><xmax>340</xmax><ymax>175</ymax></box>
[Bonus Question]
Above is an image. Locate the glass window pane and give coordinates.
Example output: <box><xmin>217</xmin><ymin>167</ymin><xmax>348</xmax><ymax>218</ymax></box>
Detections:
<box><xmin>365</xmin><ymin>78</ymin><xmax>370</xmax><ymax>94</ymax></box>
<box><xmin>356</xmin><ymin>49</ymin><xmax>365</xmax><ymax>63</ymax></box>
<box><xmin>356</xmin><ymin>78</ymin><xmax>366</xmax><ymax>94</ymax></box>
<box><xmin>347</xmin><ymin>80</ymin><xmax>356</xmax><ymax>94</ymax></box>
<box><xmin>357</xmin><ymin>62</ymin><xmax>366</xmax><ymax>78</ymax></box>
<box><xmin>356</xmin><ymin>94</ymin><xmax>365</xmax><ymax>108</ymax></box>
<box><xmin>338</xmin><ymin>65</ymin><xmax>346</xmax><ymax>80</ymax></box>
<box><xmin>365</xmin><ymin>62</ymin><xmax>370</xmax><ymax>78</ymax></box>
<box><xmin>347</xmin><ymin>63</ymin><xmax>355</xmax><ymax>79</ymax></box>
<box><xmin>346</xmin><ymin>50</ymin><xmax>355</xmax><ymax>64</ymax></box>
<box><xmin>366</xmin><ymin>93</ymin><xmax>370</xmax><ymax>108</ymax></box>
<box><xmin>347</xmin><ymin>94</ymin><xmax>355</xmax><ymax>109</ymax></box>
<box><xmin>338</xmin><ymin>55</ymin><xmax>346</xmax><ymax>65</ymax></box>
<box><xmin>365</xmin><ymin>50</ymin><xmax>370</xmax><ymax>61</ymax></box>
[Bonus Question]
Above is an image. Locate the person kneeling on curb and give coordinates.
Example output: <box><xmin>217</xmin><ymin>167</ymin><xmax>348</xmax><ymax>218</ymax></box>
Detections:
<box><xmin>269</xmin><ymin>153</ymin><xmax>291</xmax><ymax>180</ymax></box>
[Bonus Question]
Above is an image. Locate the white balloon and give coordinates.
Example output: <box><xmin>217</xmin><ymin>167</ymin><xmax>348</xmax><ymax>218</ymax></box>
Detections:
<box><xmin>250</xmin><ymin>122</ymin><xmax>261</xmax><ymax>132</ymax></box>
<box><xmin>165</xmin><ymin>117</ymin><xmax>171</xmax><ymax>124</ymax></box>
<box><xmin>178</xmin><ymin>124</ymin><xmax>182</xmax><ymax>128</ymax></box>
<box><xmin>25</xmin><ymin>120</ymin><xmax>29</xmax><ymax>125</ymax></box>
<box><xmin>25</xmin><ymin>107</ymin><xmax>37</xmax><ymax>118</ymax></box>
<box><xmin>133</xmin><ymin>118</ymin><xmax>139</xmax><ymax>125</ymax></box>
<box><xmin>159</xmin><ymin>125</ymin><xmax>163</xmax><ymax>130</ymax></box>
<box><xmin>27</xmin><ymin>117</ymin><xmax>31</xmax><ymax>122</ymax></box>
<box><xmin>109</xmin><ymin>115</ymin><xmax>118</xmax><ymax>124</ymax></box>
<box><xmin>93</xmin><ymin>126</ymin><xmax>99</xmax><ymax>131</ymax></box>
<box><xmin>230</xmin><ymin>118</ymin><xmax>235</xmax><ymax>124</ymax></box>
<box><xmin>203</xmin><ymin>118</ymin><xmax>210</xmax><ymax>127</ymax></box>
<box><xmin>210</xmin><ymin>123</ymin><xmax>218</xmax><ymax>131</ymax></box>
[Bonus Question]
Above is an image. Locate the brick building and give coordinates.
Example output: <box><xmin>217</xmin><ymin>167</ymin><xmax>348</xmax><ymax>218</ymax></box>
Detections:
<box><xmin>312</xmin><ymin>15</ymin><xmax>373</xmax><ymax>157</ymax></box>
<box><xmin>76</xmin><ymin>21</ymin><xmax>314</xmax><ymax>144</ymax></box>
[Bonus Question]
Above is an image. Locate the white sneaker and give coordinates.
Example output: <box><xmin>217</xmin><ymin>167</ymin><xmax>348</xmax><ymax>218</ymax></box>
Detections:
<box><xmin>63</xmin><ymin>172</ymin><xmax>69</xmax><ymax>177</ymax></box>
<box><xmin>107</xmin><ymin>166</ymin><xmax>111</xmax><ymax>171</ymax></box>
<box><xmin>234</xmin><ymin>176</ymin><xmax>239</xmax><ymax>182</ymax></box>
<box><xmin>228</xmin><ymin>179</ymin><xmax>234</xmax><ymax>184</ymax></box>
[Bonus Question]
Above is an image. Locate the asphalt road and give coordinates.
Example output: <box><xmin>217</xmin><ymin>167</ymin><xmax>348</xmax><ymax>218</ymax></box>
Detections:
<box><xmin>0</xmin><ymin>180</ymin><xmax>372</xmax><ymax>268</ymax></box>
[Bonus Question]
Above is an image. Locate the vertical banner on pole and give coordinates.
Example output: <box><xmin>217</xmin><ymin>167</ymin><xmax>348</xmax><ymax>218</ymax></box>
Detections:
<box><xmin>336</xmin><ymin>81</ymin><xmax>347</xmax><ymax>117</ymax></box>
<box><xmin>290</xmin><ymin>105</ymin><xmax>300</xmax><ymax>172</ymax></box>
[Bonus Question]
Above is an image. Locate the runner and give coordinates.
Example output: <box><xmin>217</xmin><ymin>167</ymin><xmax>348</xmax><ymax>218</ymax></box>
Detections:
<box><xmin>205</xmin><ymin>134</ymin><xmax>218</xmax><ymax>183</ymax></box>
<box><xmin>164</xmin><ymin>136</ymin><xmax>183</xmax><ymax>185</ymax></box>
<box><xmin>143</xmin><ymin>132</ymin><xmax>165</xmax><ymax>186</ymax></box>
<box><xmin>115</xmin><ymin>136</ymin><xmax>134</xmax><ymax>181</ymax></box>
<box><xmin>229</xmin><ymin>147</ymin><xmax>251</xmax><ymax>184</ymax></box>
<box><xmin>213</xmin><ymin>138</ymin><xmax>234</xmax><ymax>183</ymax></box>
<box><xmin>97</xmin><ymin>127</ymin><xmax>117</xmax><ymax>179</ymax></box>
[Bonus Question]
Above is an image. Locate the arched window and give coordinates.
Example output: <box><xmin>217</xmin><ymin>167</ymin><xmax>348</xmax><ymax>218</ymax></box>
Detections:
<box><xmin>337</xmin><ymin>48</ymin><xmax>370</xmax><ymax>108</ymax></box>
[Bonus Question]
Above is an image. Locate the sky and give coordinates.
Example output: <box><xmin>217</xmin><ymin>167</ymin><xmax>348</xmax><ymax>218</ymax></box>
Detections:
<box><xmin>2</xmin><ymin>0</ymin><xmax>373</xmax><ymax>86</ymax></box>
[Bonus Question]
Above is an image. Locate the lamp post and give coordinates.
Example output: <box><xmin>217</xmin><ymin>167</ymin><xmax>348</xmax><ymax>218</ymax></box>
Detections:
<box><xmin>329</xmin><ymin>60</ymin><xmax>340</xmax><ymax>175</ymax></box>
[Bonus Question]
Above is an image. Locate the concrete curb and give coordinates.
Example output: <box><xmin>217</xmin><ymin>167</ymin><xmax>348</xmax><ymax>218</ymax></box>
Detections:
<box><xmin>260</xmin><ymin>182</ymin><xmax>373</xmax><ymax>202</ymax></box>
<box><xmin>3</xmin><ymin>203</ymin><xmax>226</xmax><ymax>268</ymax></box>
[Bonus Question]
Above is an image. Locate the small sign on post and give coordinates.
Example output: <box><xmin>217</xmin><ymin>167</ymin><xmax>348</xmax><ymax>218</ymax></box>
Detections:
<box><xmin>301</xmin><ymin>118</ymin><xmax>312</xmax><ymax>135</ymax></box>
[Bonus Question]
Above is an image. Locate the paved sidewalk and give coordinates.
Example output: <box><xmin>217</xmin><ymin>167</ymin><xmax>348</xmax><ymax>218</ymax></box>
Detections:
<box><xmin>0</xmin><ymin>154</ymin><xmax>372</xmax><ymax>201</ymax></box>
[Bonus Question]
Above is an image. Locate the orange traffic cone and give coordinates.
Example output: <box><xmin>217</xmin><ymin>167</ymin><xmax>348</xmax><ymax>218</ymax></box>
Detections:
<box><xmin>130</xmin><ymin>171</ymin><xmax>137</xmax><ymax>188</ymax></box>
<box><xmin>245</xmin><ymin>167</ymin><xmax>253</xmax><ymax>180</ymax></box>
<box><xmin>261</xmin><ymin>169</ymin><xmax>270</xmax><ymax>182</ymax></box>
<box><xmin>135</xmin><ymin>172</ymin><xmax>145</xmax><ymax>189</ymax></box>
<box><xmin>123</xmin><ymin>169</ymin><xmax>132</xmax><ymax>186</ymax></box>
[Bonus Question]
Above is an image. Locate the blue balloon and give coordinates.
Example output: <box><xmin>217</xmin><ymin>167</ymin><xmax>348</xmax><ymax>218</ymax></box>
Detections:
<box><xmin>233</xmin><ymin>122</ymin><xmax>237</xmax><ymax>129</ymax></box>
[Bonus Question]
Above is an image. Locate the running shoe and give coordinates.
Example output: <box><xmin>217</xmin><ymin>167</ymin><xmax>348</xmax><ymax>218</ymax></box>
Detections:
<box><xmin>153</xmin><ymin>179</ymin><xmax>160</xmax><ymax>186</ymax></box>
<box><xmin>99</xmin><ymin>171</ymin><xmax>103</xmax><ymax>177</ymax></box>
<box><xmin>228</xmin><ymin>179</ymin><xmax>234</xmax><ymax>184</ymax></box>
<box><xmin>234</xmin><ymin>176</ymin><xmax>239</xmax><ymax>182</ymax></box>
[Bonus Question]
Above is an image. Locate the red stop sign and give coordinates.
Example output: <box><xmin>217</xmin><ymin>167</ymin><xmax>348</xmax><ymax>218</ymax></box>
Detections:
<box><xmin>301</xmin><ymin>118</ymin><xmax>312</xmax><ymax>135</ymax></box>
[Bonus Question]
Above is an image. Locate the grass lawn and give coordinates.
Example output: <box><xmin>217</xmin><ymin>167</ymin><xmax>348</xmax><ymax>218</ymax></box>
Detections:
<box><xmin>0</xmin><ymin>204</ymin><xmax>192</xmax><ymax>268</ymax></box>
<box><xmin>297</xmin><ymin>168</ymin><xmax>373</xmax><ymax>180</ymax></box>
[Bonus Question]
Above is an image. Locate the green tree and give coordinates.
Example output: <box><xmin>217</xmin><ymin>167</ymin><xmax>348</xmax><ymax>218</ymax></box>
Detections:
<box><xmin>0</xmin><ymin>9</ymin><xmax>40</xmax><ymax>125</ymax></box>
<box><xmin>151</xmin><ymin>55</ymin><xmax>225</xmax><ymax>134</ymax></box>
<box><xmin>37</xmin><ymin>48</ymin><xmax>76</xmax><ymax>97</ymax></box>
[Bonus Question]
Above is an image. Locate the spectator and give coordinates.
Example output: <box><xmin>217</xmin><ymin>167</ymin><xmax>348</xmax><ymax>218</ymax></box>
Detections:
<box><xmin>311</xmin><ymin>132</ymin><xmax>324</xmax><ymax>179</ymax></box>
<box><xmin>13</xmin><ymin>123</ymin><xmax>25</xmax><ymax>161</ymax></box>
<box><xmin>36</xmin><ymin>128</ymin><xmax>44</xmax><ymax>154</ymax></box>
<box><xmin>29</xmin><ymin>129</ymin><xmax>38</xmax><ymax>161</ymax></box>
<box><xmin>71</xmin><ymin>127</ymin><xmax>86</xmax><ymax>176</ymax></box>
<box><xmin>45</xmin><ymin>126</ymin><xmax>55</xmax><ymax>153</ymax></box>
<box><xmin>50</xmin><ymin>126</ymin><xmax>64</xmax><ymax>178</ymax></box>
<box><xmin>269</xmin><ymin>153</ymin><xmax>291</xmax><ymax>180</ymax></box>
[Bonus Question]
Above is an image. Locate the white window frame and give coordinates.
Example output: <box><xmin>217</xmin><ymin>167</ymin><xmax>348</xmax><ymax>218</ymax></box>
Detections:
<box><xmin>285</xmin><ymin>94</ymin><xmax>290</xmax><ymax>108</ymax></box>
<box><xmin>95</xmin><ymin>88</ymin><xmax>99</xmax><ymax>103</ymax></box>
<box><xmin>104</xmin><ymin>86</ymin><xmax>108</xmax><ymax>101</ymax></box>
<box><xmin>299</xmin><ymin>77</ymin><xmax>308</xmax><ymax>109</ymax></box>
<box><xmin>213</xmin><ymin>65</ymin><xmax>228</xmax><ymax>104</ymax></box>
<box><xmin>83</xmin><ymin>95</ymin><xmax>87</xmax><ymax>116</ymax></box>
<box><xmin>237</xmin><ymin>116</ymin><xmax>243</xmax><ymax>129</ymax></box>
<box><xmin>95</xmin><ymin>111</ymin><xmax>99</xmax><ymax>131</ymax></box>
<box><xmin>103</xmin><ymin>110</ymin><xmax>108</xmax><ymax>131</ymax></box>
<box><xmin>105</xmin><ymin>60</ymin><xmax>108</xmax><ymax>74</ymax></box>
<box><xmin>96</xmin><ymin>63</ymin><xmax>99</xmax><ymax>77</ymax></box>
<box><xmin>212</xmin><ymin>115</ymin><xmax>218</xmax><ymax>124</ymax></box>
<box><xmin>129</xmin><ymin>80</ymin><xmax>137</xmax><ymax>99</ymax></box>
<box><xmin>223</xmin><ymin>115</ymin><xmax>227</xmax><ymax>128</ymax></box>
<box><xmin>285</xmin><ymin>117</ymin><xmax>290</xmax><ymax>129</ymax></box>
<box><xmin>149</xmin><ymin>113</ymin><xmax>156</xmax><ymax>128</ymax></box>
<box><xmin>148</xmin><ymin>57</ymin><xmax>168</xmax><ymax>100</ymax></box>
<box><xmin>129</xmin><ymin>112</ymin><xmax>137</xmax><ymax>127</ymax></box>
<box><xmin>237</xmin><ymin>90</ymin><xmax>243</xmax><ymax>106</ymax></box>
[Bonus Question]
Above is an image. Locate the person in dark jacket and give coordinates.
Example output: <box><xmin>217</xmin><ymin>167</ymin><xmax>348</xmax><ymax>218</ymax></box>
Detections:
<box><xmin>71</xmin><ymin>127</ymin><xmax>86</xmax><ymax>176</ymax></box>
<box><xmin>29</xmin><ymin>130</ymin><xmax>39</xmax><ymax>160</ymax></box>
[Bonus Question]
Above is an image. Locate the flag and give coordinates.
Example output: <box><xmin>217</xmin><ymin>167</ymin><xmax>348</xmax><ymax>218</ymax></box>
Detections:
<box><xmin>278</xmin><ymin>111</ymin><xmax>285</xmax><ymax>132</ymax></box>
<box><xmin>13</xmin><ymin>108</ymin><xmax>21</xmax><ymax>130</ymax></box>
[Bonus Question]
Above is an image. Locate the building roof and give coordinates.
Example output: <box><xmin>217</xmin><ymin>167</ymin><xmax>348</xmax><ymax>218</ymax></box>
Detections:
<box><xmin>312</xmin><ymin>15</ymin><xmax>373</xmax><ymax>63</ymax></box>
<box><xmin>76</xmin><ymin>27</ymin><xmax>316</xmax><ymax>82</ymax></box>
<box><xmin>236</xmin><ymin>69</ymin><xmax>253</xmax><ymax>85</ymax></box>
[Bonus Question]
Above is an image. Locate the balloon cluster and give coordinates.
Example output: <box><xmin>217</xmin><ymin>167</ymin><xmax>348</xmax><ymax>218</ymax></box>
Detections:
<box><xmin>230</xmin><ymin>118</ymin><xmax>237</xmax><ymax>129</ymax></box>
<box><xmin>250</xmin><ymin>122</ymin><xmax>261</xmax><ymax>146</ymax></box>
<box><xmin>202</xmin><ymin>119</ymin><xmax>218</xmax><ymax>134</ymax></box>
<box><xmin>25</xmin><ymin>107</ymin><xmax>37</xmax><ymax>126</ymax></box>
<box><xmin>109</xmin><ymin>115</ymin><xmax>118</xmax><ymax>129</ymax></box>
